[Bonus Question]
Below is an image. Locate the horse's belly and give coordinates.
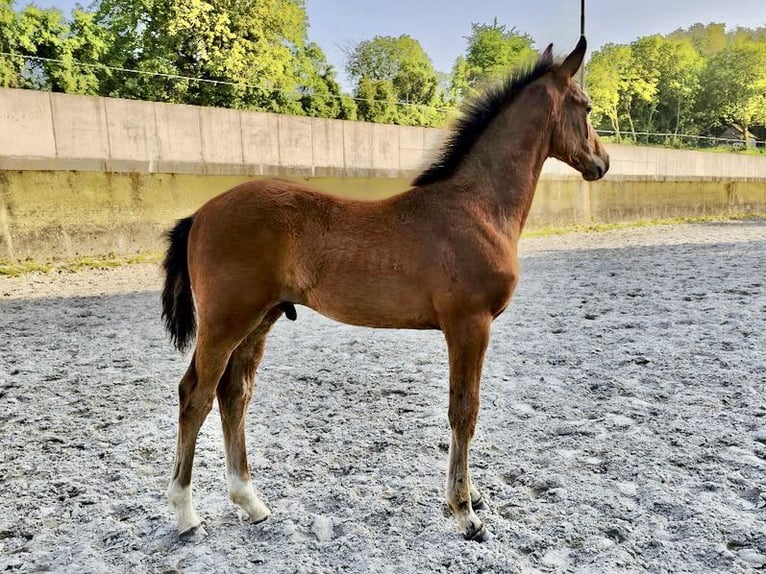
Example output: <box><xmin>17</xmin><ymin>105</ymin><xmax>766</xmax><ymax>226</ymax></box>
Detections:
<box><xmin>302</xmin><ymin>278</ymin><xmax>438</xmax><ymax>330</ymax></box>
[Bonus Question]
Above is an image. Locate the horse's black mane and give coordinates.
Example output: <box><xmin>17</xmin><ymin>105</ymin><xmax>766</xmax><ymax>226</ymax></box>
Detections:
<box><xmin>413</xmin><ymin>57</ymin><xmax>555</xmax><ymax>187</ymax></box>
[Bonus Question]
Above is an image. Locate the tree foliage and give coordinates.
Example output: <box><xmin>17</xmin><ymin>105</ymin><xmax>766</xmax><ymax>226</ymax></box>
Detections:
<box><xmin>669</xmin><ymin>23</ymin><xmax>726</xmax><ymax>57</ymax></box>
<box><xmin>0</xmin><ymin>0</ymin><xmax>23</xmax><ymax>86</ymax></box>
<box><xmin>587</xmin><ymin>23</ymin><xmax>766</xmax><ymax>147</ymax></box>
<box><xmin>93</xmin><ymin>0</ymin><xmax>350</xmax><ymax>116</ymax></box>
<box><xmin>0</xmin><ymin>0</ymin><xmax>353</xmax><ymax>118</ymax></box>
<box><xmin>585</xmin><ymin>44</ymin><xmax>633</xmax><ymax>139</ymax></box>
<box><xmin>449</xmin><ymin>19</ymin><xmax>536</xmax><ymax>101</ymax></box>
<box><xmin>346</xmin><ymin>34</ymin><xmax>444</xmax><ymax>126</ymax></box>
<box><xmin>0</xmin><ymin>2</ymin><xmax>105</xmax><ymax>92</ymax></box>
<box><xmin>297</xmin><ymin>42</ymin><xmax>357</xmax><ymax>120</ymax></box>
<box><xmin>698</xmin><ymin>39</ymin><xmax>766</xmax><ymax>145</ymax></box>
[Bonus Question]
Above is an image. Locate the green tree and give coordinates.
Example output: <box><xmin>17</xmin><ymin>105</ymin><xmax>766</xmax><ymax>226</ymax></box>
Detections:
<box><xmin>355</xmin><ymin>76</ymin><xmax>399</xmax><ymax>124</ymax></box>
<box><xmin>698</xmin><ymin>40</ymin><xmax>766</xmax><ymax>147</ymax></box>
<box><xmin>0</xmin><ymin>0</ymin><xmax>22</xmax><ymax>86</ymax></box>
<box><xmin>94</xmin><ymin>0</ymin><xmax>344</xmax><ymax>116</ymax></box>
<box><xmin>729</xmin><ymin>26</ymin><xmax>766</xmax><ymax>45</ymax></box>
<box><xmin>0</xmin><ymin>3</ymin><xmax>105</xmax><ymax>93</ymax></box>
<box><xmin>15</xmin><ymin>6</ymin><xmax>72</xmax><ymax>90</ymax></box>
<box><xmin>627</xmin><ymin>35</ymin><xmax>704</xmax><ymax>140</ymax></box>
<box><xmin>297</xmin><ymin>42</ymin><xmax>357</xmax><ymax>120</ymax></box>
<box><xmin>585</xmin><ymin>44</ymin><xmax>634</xmax><ymax>140</ymax></box>
<box><xmin>624</xmin><ymin>35</ymin><xmax>662</xmax><ymax>136</ymax></box>
<box><xmin>64</xmin><ymin>10</ymin><xmax>108</xmax><ymax>94</ymax></box>
<box><xmin>653</xmin><ymin>37</ymin><xmax>704</xmax><ymax>139</ymax></box>
<box><xmin>587</xmin><ymin>23</ymin><xmax>766</xmax><ymax>149</ymax></box>
<box><xmin>588</xmin><ymin>32</ymin><xmax>706</xmax><ymax>144</ymax></box>
<box><xmin>346</xmin><ymin>34</ymin><xmax>443</xmax><ymax>125</ymax></box>
<box><xmin>669</xmin><ymin>22</ymin><xmax>726</xmax><ymax>57</ymax></box>
<box><xmin>449</xmin><ymin>19</ymin><xmax>536</xmax><ymax>100</ymax></box>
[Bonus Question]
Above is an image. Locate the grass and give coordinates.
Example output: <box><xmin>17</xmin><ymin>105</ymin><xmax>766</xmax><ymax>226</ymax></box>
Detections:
<box><xmin>522</xmin><ymin>212</ymin><xmax>766</xmax><ymax>238</ymax></box>
<box><xmin>0</xmin><ymin>261</ymin><xmax>53</xmax><ymax>277</ymax></box>
<box><xmin>1</xmin><ymin>213</ymin><xmax>764</xmax><ymax>277</ymax></box>
<box><xmin>0</xmin><ymin>252</ymin><xmax>163</xmax><ymax>278</ymax></box>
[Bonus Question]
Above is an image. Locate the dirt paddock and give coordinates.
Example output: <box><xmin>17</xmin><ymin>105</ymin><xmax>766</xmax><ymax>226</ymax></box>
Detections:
<box><xmin>1</xmin><ymin>220</ymin><xmax>765</xmax><ymax>573</ymax></box>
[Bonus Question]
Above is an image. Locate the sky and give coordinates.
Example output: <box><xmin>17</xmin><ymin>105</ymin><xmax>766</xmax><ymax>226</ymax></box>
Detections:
<box><xmin>22</xmin><ymin>0</ymin><xmax>766</xmax><ymax>87</ymax></box>
<box><xmin>304</xmin><ymin>0</ymin><xmax>766</xmax><ymax>81</ymax></box>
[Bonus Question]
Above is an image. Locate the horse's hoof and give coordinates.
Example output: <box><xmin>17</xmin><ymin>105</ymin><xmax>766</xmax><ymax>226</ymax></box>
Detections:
<box><xmin>464</xmin><ymin>524</ymin><xmax>491</xmax><ymax>543</ymax></box>
<box><xmin>237</xmin><ymin>505</ymin><xmax>271</xmax><ymax>525</ymax></box>
<box><xmin>249</xmin><ymin>513</ymin><xmax>269</xmax><ymax>526</ymax></box>
<box><xmin>472</xmin><ymin>493</ymin><xmax>487</xmax><ymax>510</ymax></box>
<box><xmin>179</xmin><ymin>524</ymin><xmax>207</xmax><ymax>542</ymax></box>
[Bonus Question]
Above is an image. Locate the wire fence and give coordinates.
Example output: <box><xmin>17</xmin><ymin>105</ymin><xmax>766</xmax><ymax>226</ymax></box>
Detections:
<box><xmin>596</xmin><ymin>129</ymin><xmax>766</xmax><ymax>150</ymax></box>
<box><xmin>0</xmin><ymin>51</ymin><xmax>452</xmax><ymax>112</ymax></box>
<box><xmin>2</xmin><ymin>51</ymin><xmax>765</xmax><ymax>151</ymax></box>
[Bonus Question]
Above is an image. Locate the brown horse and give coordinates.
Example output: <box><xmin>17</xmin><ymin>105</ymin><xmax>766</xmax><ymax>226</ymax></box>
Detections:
<box><xmin>161</xmin><ymin>37</ymin><xmax>608</xmax><ymax>541</ymax></box>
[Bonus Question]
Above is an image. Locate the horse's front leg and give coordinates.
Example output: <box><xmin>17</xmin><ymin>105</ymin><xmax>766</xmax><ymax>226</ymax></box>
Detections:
<box><xmin>443</xmin><ymin>313</ymin><xmax>491</xmax><ymax>541</ymax></box>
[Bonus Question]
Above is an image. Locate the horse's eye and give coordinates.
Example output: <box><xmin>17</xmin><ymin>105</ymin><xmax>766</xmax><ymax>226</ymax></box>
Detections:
<box><xmin>586</xmin><ymin>105</ymin><xmax>592</xmax><ymax>114</ymax></box>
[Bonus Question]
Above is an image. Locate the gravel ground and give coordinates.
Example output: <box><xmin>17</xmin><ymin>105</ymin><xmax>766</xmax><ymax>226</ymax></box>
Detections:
<box><xmin>1</xmin><ymin>219</ymin><xmax>765</xmax><ymax>573</ymax></box>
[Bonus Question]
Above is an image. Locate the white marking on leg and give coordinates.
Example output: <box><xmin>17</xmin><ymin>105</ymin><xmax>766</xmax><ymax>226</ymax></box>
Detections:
<box><xmin>228</xmin><ymin>474</ymin><xmax>271</xmax><ymax>523</ymax></box>
<box><xmin>167</xmin><ymin>480</ymin><xmax>202</xmax><ymax>534</ymax></box>
<box><xmin>446</xmin><ymin>434</ymin><xmax>483</xmax><ymax>537</ymax></box>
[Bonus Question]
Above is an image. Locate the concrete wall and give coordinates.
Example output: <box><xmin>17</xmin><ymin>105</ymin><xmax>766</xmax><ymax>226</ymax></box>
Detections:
<box><xmin>3</xmin><ymin>87</ymin><xmax>766</xmax><ymax>180</ymax></box>
<box><xmin>0</xmin><ymin>88</ymin><xmax>440</xmax><ymax>178</ymax></box>
<box><xmin>1</xmin><ymin>88</ymin><xmax>766</xmax><ymax>261</ymax></box>
<box><xmin>2</xmin><ymin>170</ymin><xmax>764</xmax><ymax>261</ymax></box>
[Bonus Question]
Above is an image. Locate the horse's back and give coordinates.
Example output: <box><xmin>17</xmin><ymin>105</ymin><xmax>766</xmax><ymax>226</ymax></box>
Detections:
<box><xmin>186</xmin><ymin>178</ymin><xmax>444</xmax><ymax>328</ymax></box>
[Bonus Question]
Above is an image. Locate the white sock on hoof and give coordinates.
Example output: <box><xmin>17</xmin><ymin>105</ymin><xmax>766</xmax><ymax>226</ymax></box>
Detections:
<box><xmin>228</xmin><ymin>475</ymin><xmax>271</xmax><ymax>522</ymax></box>
<box><xmin>167</xmin><ymin>481</ymin><xmax>202</xmax><ymax>533</ymax></box>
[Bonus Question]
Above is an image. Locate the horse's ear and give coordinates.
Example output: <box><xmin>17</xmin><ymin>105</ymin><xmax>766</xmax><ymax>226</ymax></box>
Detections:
<box><xmin>557</xmin><ymin>36</ymin><xmax>587</xmax><ymax>79</ymax></box>
<box><xmin>540</xmin><ymin>43</ymin><xmax>554</xmax><ymax>65</ymax></box>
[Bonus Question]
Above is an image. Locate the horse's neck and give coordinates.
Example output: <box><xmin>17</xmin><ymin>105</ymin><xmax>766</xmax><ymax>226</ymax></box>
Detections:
<box><xmin>456</xmin><ymin>94</ymin><xmax>552</xmax><ymax>236</ymax></box>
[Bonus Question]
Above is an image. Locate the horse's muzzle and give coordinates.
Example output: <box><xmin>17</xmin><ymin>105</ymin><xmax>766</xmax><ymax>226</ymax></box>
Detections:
<box><xmin>584</xmin><ymin>154</ymin><xmax>609</xmax><ymax>181</ymax></box>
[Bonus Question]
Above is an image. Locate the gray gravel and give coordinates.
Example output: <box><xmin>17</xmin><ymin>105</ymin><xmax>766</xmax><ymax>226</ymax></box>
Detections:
<box><xmin>1</xmin><ymin>219</ymin><xmax>765</xmax><ymax>573</ymax></box>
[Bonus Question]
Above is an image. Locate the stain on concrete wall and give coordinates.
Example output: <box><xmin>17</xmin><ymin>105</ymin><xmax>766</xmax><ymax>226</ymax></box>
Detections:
<box><xmin>1</xmin><ymin>171</ymin><xmax>763</xmax><ymax>261</ymax></box>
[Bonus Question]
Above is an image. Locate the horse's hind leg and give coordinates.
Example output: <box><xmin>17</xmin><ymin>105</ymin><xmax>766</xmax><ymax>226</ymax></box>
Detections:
<box><xmin>443</xmin><ymin>313</ymin><xmax>492</xmax><ymax>541</ymax></box>
<box><xmin>468</xmin><ymin>470</ymin><xmax>486</xmax><ymax>509</ymax></box>
<box><xmin>217</xmin><ymin>307</ymin><xmax>282</xmax><ymax>523</ymax></box>
<box><xmin>167</xmin><ymin>332</ymin><xmax>239</xmax><ymax>535</ymax></box>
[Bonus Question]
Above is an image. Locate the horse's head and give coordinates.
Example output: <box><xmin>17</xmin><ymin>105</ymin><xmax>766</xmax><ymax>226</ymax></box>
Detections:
<box><xmin>541</xmin><ymin>37</ymin><xmax>609</xmax><ymax>181</ymax></box>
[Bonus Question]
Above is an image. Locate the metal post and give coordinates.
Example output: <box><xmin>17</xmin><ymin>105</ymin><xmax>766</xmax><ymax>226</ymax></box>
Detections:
<box><xmin>579</xmin><ymin>0</ymin><xmax>586</xmax><ymax>87</ymax></box>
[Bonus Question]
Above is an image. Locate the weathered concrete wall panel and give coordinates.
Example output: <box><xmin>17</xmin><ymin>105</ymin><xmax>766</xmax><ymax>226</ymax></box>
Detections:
<box><xmin>154</xmin><ymin>102</ymin><xmax>203</xmax><ymax>169</ymax></box>
<box><xmin>241</xmin><ymin>112</ymin><xmax>280</xmax><ymax>173</ymax></box>
<box><xmin>51</xmin><ymin>93</ymin><xmax>109</xmax><ymax>161</ymax></box>
<box><xmin>399</xmin><ymin>126</ymin><xmax>427</xmax><ymax>172</ymax></box>
<box><xmin>342</xmin><ymin>121</ymin><xmax>374</xmax><ymax>176</ymax></box>
<box><xmin>277</xmin><ymin>114</ymin><xmax>313</xmax><ymax>174</ymax></box>
<box><xmin>199</xmin><ymin>106</ymin><xmax>243</xmax><ymax>168</ymax></box>
<box><xmin>0</xmin><ymin>90</ymin><xmax>55</xmax><ymax>160</ymax></box>
<box><xmin>311</xmin><ymin>118</ymin><xmax>345</xmax><ymax>175</ymax></box>
<box><xmin>372</xmin><ymin>123</ymin><xmax>400</xmax><ymax>175</ymax></box>
<box><xmin>104</xmin><ymin>97</ymin><xmax>159</xmax><ymax>164</ymax></box>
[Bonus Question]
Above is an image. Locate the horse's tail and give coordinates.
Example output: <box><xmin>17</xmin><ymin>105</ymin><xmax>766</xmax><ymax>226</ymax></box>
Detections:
<box><xmin>162</xmin><ymin>216</ymin><xmax>196</xmax><ymax>352</ymax></box>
